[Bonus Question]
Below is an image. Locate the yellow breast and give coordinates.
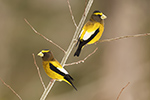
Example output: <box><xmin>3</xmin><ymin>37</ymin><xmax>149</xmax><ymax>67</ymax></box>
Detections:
<box><xmin>42</xmin><ymin>61</ymin><xmax>64</xmax><ymax>81</ymax></box>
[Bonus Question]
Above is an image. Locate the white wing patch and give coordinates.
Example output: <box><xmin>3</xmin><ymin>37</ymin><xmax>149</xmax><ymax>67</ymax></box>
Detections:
<box><xmin>57</xmin><ymin>67</ymin><xmax>68</xmax><ymax>74</ymax></box>
<box><xmin>83</xmin><ymin>30</ymin><xmax>95</xmax><ymax>40</ymax></box>
<box><xmin>79</xmin><ymin>29</ymin><xmax>84</xmax><ymax>38</ymax></box>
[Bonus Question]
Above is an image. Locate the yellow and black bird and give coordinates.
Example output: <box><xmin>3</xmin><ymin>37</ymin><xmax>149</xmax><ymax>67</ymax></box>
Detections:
<box><xmin>38</xmin><ymin>49</ymin><xmax>77</xmax><ymax>90</ymax></box>
<box><xmin>74</xmin><ymin>10</ymin><xmax>107</xmax><ymax>57</ymax></box>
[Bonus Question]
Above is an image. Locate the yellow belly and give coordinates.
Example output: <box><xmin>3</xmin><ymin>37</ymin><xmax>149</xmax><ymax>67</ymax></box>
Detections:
<box><xmin>42</xmin><ymin>61</ymin><xmax>72</xmax><ymax>86</ymax></box>
<box><xmin>43</xmin><ymin>62</ymin><xmax>64</xmax><ymax>81</ymax></box>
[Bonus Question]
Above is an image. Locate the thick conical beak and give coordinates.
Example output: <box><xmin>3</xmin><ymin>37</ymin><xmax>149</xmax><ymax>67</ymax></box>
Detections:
<box><xmin>101</xmin><ymin>14</ymin><xmax>107</xmax><ymax>19</ymax></box>
<box><xmin>37</xmin><ymin>52</ymin><xmax>44</xmax><ymax>57</ymax></box>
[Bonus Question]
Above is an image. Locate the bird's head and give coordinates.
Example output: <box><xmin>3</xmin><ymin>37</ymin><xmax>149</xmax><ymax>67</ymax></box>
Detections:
<box><xmin>91</xmin><ymin>10</ymin><xmax>107</xmax><ymax>22</ymax></box>
<box><xmin>38</xmin><ymin>49</ymin><xmax>54</xmax><ymax>61</ymax></box>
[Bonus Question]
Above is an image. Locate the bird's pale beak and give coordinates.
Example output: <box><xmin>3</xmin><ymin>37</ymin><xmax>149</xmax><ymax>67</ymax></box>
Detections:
<box><xmin>101</xmin><ymin>14</ymin><xmax>107</xmax><ymax>19</ymax></box>
<box><xmin>37</xmin><ymin>52</ymin><xmax>44</xmax><ymax>57</ymax></box>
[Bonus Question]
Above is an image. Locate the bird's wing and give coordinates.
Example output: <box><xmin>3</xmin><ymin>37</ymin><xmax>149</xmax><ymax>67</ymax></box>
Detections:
<box><xmin>50</xmin><ymin>61</ymin><xmax>68</xmax><ymax>75</ymax></box>
<box><xmin>80</xmin><ymin>21</ymin><xmax>100</xmax><ymax>41</ymax></box>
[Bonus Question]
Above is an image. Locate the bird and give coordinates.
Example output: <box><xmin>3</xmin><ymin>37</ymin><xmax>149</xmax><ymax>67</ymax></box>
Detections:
<box><xmin>74</xmin><ymin>10</ymin><xmax>107</xmax><ymax>57</ymax></box>
<box><xmin>38</xmin><ymin>49</ymin><xmax>77</xmax><ymax>90</ymax></box>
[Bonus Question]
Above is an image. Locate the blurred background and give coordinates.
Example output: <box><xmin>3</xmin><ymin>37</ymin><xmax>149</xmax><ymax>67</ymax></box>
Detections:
<box><xmin>0</xmin><ymin>0</ymin><xmax>150</xmax><ymax>100</ymax></box>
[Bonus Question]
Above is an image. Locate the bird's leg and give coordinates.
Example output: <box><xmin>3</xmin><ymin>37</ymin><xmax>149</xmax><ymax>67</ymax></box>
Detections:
<box><xmin>50</xmin><ymin>79</ymin><xmax>55</xmax><ymax>82</ymax></box>
<box><xmin>94</xmin><ymin>41</ymin><xmax>98</xmax><ymax>45</ymax></box>
<box><xmin>73</xmin><ymin>39</ymin><xmax>78</xmax><ymax>43</ymax></box>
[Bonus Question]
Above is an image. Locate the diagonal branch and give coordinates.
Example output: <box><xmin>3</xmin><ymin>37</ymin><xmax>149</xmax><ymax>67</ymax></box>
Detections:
<box><xmin>32</xmin><ymin>53</ymin><xmax>46</xmax><ymax>90</ymax></box>
<box><xmin>61</xmin><ymin>0</ymin><xmax>94</xmax><ymax>66</ymax></box>
<box><xmin>67</xmin><ymin>0</ymin><xmax>77</xmax><ymax>28</ymax></box>
<box><xmin>99</xmin><ymin>33</ymin><xmax>150</xmax><ymax>43</ymax></box>
<box><xmin>24</xmin><ymin>19</ymin><xmax>66</xmax><ymax>53</ymax></box>
<box><xmin>0</xmin><ymin>77</ymin><xmax>22</xmax><ymax>100</ymax></box>
<box><xmin>116</xmin><ymin>82</ymin><xmax>130</xmax><ymax>100</ymax></box>
<box><xmin>84</xmin><ymin>0</ymin><xmax>88</xmax><ymax>16</ymax></box>
<box><xmin>40</xmin><ymin>79</ymin><xmax>55</xmax><ymax>100</ymax></box>
<box><xmin>40</xmin><ymin>0</ymin><xmax>94</xmax><ymax>100</ymax></box>
<box><xmin>65</xmin><ymin>47</ymin><xmax>98</xmax><ymax>66</ymax></box>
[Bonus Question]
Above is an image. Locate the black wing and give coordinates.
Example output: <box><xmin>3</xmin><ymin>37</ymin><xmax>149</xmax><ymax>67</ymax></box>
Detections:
<box><xmin>49</xmin><ymin>63</ymin><xmax>66</xmax><ymax>76</ymax></box>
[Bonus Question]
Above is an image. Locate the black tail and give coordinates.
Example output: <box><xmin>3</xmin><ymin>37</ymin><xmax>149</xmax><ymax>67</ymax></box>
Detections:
<box><xmin>74</xmin><ymin>41</ymin><xmax>84</xmax><ymax>57</ymax></box>
<box><xmin>64</xmin><ymin>75</ymin><xmax>77</xmax><ymax>91</ymax></box>
<box><xmin>74</xmin><ymin>48</ymin><xmax>82</xmax><ymax>57</ymax></box>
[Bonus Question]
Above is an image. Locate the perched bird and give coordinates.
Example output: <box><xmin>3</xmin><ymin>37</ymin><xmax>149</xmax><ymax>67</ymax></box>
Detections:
<box><xmin>74</xmin><ymin>10</ymin><xmax>107</xmax><ymax>57</ymax></box>
<box><xmin>38</xmin><ymin>49</ymin><xmax>77</xmax><ymax>90</ymax></box>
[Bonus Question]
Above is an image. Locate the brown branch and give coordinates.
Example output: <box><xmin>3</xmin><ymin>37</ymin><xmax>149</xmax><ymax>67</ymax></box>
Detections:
<box><xmin>32</xmin><ymin>53</ymin><xmax>46</xmax><ymax>90</ymax></box>
<box><xmin>65</xmin><ymin>47</ymin><xmax>98</xmax><ymax>66</ymax></box>
<box><xmin>0</xmin><ymin>77</ymin><xmax>22</xmax><ymax>100</ymax></box>
<box><xmin>67</xmin><ymin>0</ymin><xmax>77</xmax><ymax>28</ymax></box>
<box><xmin>24</xmin><ymin>19</ymin><xmax>66</xmax><ymax>53</ymax></box>
<box><xmin>116</xmin><ymin>82</ymin><xmax>130</xmax><ymax>100</ymax></box>
<box><xmin>99</xmin><ymin>33</ymin><xmax>150</xmax><ymax>43</ymax></box>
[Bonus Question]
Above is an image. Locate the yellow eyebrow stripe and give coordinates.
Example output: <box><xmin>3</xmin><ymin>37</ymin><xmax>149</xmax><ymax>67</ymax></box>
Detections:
<box><xmin>41</xmin><ymin>50</ymin><xmax>50</xmax><ymax>53</ymax></box>
<box><xmin>94</xmin><ymin>12</ymin><xmax>103</xmax><ymax>15</ymax></box>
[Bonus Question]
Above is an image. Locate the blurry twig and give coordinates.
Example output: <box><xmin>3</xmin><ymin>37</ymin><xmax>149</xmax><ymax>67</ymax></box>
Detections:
<box><xmin>116</xmin><ymin>82</ymin><xmax>130</xmax><ymax>100</ymax></box>
<box><xmin>0</xmin><ymin>77</ymin><xmax>22</xmax><ymax>100</ymax></box>
<box><xmin>32</xmin><ymin>53</ymin><xmax>46</xmax><ymax>90</ymax></box>
<box><xmin>99</xmin><ymin>33</ymin><xmax>150</xmax><ymax>43</ymax></box>
<box><xmin>67</xmin><ymin>0</ymin><xmax>77</xmax><ymax>28</ymax></box>
<box><xmin>24</xmin><ymin>19</ymin><xmax>66</xmax><ymax>53</ymax></box>
<box><xmin>65</xmin><ymin>47</ymin><xmax>98</xmax><ymax>66</ymax></box>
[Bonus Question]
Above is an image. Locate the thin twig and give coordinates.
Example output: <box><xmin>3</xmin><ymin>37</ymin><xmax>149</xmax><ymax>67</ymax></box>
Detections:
<box><xmin>40</xmin><ymin>0</ymin><xmax>94</xmax><ymax>100</ymax></box>
<box><xmin>67</xmin><ymin>0</ymin><xmax>77</xmax><ymax>28</ymax></box>
<box><xmin>84</xmin><ymin>0</ymin><xmax>88</xmax><ymax>16</ymax></box>
<box><xmin>61</xmin><ymin>0</ymin><xmax>94</xmax><ymax>66</ymax></box>
<box><xmin>65</xmin><ymin>47</ymin><xmax>98</xmax><ymax>66</ymax></box>
<box><xmin>32</xmin><ymin>53</ymin><xmax>46</xmax><ymax>90</ymax></box>
<box><xmin>0</xmin><ymin>77</ymin><xmax>22</xmax><ymax>100</ymax></box>
<box><xmin>40</xmin><ymin>79</ymin><xmax>55</xmax><ymax>100</ymax></box>
<box><xmin>99</xmin><ymin>33</ymin><xmax>150</xmax><ymax>43</ymax></box>
<box><xmin>116</xmin><ymin>82</ymin><xmax>130</xmax><ymax>100</ymax></box>
<box><xmin>24</xmin><ymin>19</ymin><xmax>66</xmax><ymax>53</ymax></box>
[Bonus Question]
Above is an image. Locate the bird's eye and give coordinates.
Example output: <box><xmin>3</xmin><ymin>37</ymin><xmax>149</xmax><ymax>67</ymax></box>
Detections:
<box><xmin>42</xmin><ymin>53</ymin><xmax>45</xmax><ymax>56</ymax></box>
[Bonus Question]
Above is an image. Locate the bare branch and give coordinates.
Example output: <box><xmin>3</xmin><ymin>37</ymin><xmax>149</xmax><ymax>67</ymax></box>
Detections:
<box><xmin>116</xmin><ymin>82</ymin><xmax>130</xmax><ymax>100</ymax></box>
<box><xmin>0</xmin><ymin>77</ymin><xmax>22</xmax><ymax>100</ymax></box>
<box><xmin>24</xmin><ymin>19</ymin><xmax>66</xmax><ymax>53</ymax></box>
<box><xmin>84</xmin><ymin>0</ymin><xmax>88</xmax><ymax>16</ymax></box>
<box><xmin>40</xmin><ymin>0</ymin><xmax>94</xmax><ymax>99</ymax></box>
<box><xmin>67</xmin><ymin>0</ymin><xmax>77</xmax><ymax>28</ymax></box>
<box><xmin>99</xmin><ymin>33</ymin><xmax>150</xmax><ymax>43</ymax></box>
<box><xmin>32</xmin><ymin>53</ymin><xmax>46</xmax><ymax>90</ymax></box>
<box><xmin>61</xmin><ymin>0</ymin><xmax>94</xmax><ymax>66</ymax></box>
<box><xmin>65</xmin><ymin>47</ymin><xmax>98</xmax><ymax>66</ymax></box>
<box><xmin>40</xmin><ymin>79</ymin><xmax>56</xmax><ymax>100</ymax></box>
